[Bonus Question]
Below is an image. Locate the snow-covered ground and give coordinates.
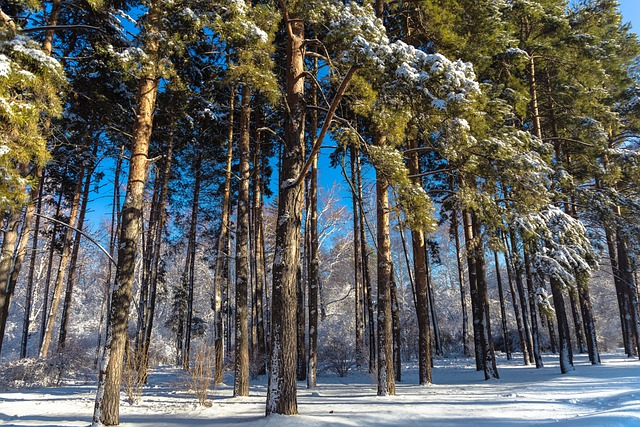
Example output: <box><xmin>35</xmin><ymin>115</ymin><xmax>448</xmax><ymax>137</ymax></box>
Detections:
<box><xmin>1</xmin><ymin>353</ymin><xmax>639</xmax><ymax>426</ymax></box>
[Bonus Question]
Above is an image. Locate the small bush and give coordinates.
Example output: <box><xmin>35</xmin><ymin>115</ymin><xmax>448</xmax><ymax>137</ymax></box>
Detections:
<box><xmin>187</xmin><ymin>342</ymin><xmax>213</xmax><ymax>406</ymax></box>
<box><xmin>320</xmin><ymin>336</ymin><xmax>356</xmax><ymax>377</ymax></box>
<box><xmin>0</xmin><ymin>358</ymin><xmax>60</xmax><ymax>389</ymax></box>
<box><xmin>122</xmin><ymin>342</ymin><xmax>146</xmax><ymax>405</ymax></box>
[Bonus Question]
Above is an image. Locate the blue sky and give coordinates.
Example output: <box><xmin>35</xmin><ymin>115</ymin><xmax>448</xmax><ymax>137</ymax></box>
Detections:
<box><xmin>618</xmin><ymin>0</ymin><xmax>640</xmax><ymax>32</ymax></box>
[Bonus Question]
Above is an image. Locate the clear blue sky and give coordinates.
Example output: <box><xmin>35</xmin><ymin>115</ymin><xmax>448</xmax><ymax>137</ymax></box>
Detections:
<box><xmin>618</xmin><ymin>0</ymin><xmax>640</xmax><ymax>33</ymax></box>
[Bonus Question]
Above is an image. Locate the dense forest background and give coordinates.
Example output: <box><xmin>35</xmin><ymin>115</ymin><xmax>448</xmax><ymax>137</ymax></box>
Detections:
<box><xmin>0</xmin><ymin>0</ymin><xmax>639</xmax><ymax>425</ymax></box>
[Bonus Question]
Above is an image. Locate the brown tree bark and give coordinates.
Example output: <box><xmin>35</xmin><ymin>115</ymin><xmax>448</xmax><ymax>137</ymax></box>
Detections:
<box><xmin>266</xmin><ymin>7</ymin><xmax>305</xmax><ymax>415</ymax></box>
<box><xmin>214</xmin><ymin>88</ymin><xmax>234</xmax><ymax>384</ymax></box>
<box><xmin>92</xmin><ymin>5</ymin><xmax>160</xmax><ymax>422</ymax></box>
<box><xmin>234</xmin><ymin>85</ymin><xmax>252</xmax><ymax>396</ymax></box>
<box><xmin>407</xmin><ymin>140</ymin><xmax>431</xmax><ymax>384</ymax></box>
<box><xmin>375</xmin><ymin>133</ymin><xmax>395</xmax><ymax>396</ymax></box>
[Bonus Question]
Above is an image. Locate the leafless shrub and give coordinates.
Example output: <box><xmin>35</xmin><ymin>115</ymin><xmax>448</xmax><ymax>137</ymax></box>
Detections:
<box><xmin>122</xmin><ymin>341</ymin><xmax>146</xmax><ymax>405</ymax></box>
<box><xmin>187</xmin><ymin>342</ymin><xmax>213</xmax><ymax>407</ymax></box>
<box><xmin>320</xmin><ymin>336</ymin><xmax>356</xmax><ymax>377</ymax></box>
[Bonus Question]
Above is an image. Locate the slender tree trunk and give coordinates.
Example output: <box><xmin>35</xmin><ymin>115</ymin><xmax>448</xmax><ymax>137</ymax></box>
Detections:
<box><xmin>408</xmin><ymin>140</ymin><xmax>431</xmax><ymax>384</ymax></box>
<box><xmin>40</xmin><ymin>168</ymin><xmax>85</xmax><ymax>359</ymax></box>
<box><xmin>502</xmin><ymin>234</ymin><xmax>529</xmax><ymax>365</ymax></box>
<box><xmin>605</xmin><ymin>226</ymin><xmax>632</xmax><ymax>355</ymax></box>
<box><xmin>510</xmin><ymin>231</ymin><xmax>538</xmax><ymax>366</ymax></box>
<box><xmin>462</xmin><ymin>210</ymin><xmax>482</xmax><ymax>371</ymax></box>
<box><xmin>58</xmin><ymin>156</ymin><xmax>95</xmax><ymax>351</ymax></box>
<box><xmin>616</xmin><ymin>226</ymin><xmax>640</xmax><ymax>358</ymax></box>
<box><xmin>566</xmin><ymin>285</ymin><xmax>585</xmax><ymax>353</ymax></box>
<box><xmin>234</xmin><ymin>85</ymin><xmax>251</xmax><ymax>395</ymax></box>
<box><xmin>183</xmin><ymin>155</ymin><xmax>202</xmax><ymax>370</ymax></box>
<box><xmin>92</xmin><ymin>7</ymin><xmax>160</xmax><ymax>421</ymax></box>
<box><xmin>541</xmin><ymin>309</ymin><xmax>558</xmax><ymax>354</ymax></box>
<box><xmin>138</xmin><ymin>131</ymin><xmax>174</xmax><ymax>382</ymax></box>
<box><xmin>426</xmin><ymin>247</ymin><xmax>442</xmax><ymax>356</ymax></box>
<box><xmin>390</xmin><ymin>267</ymin><xmax>402</xmax><ymax>382</ymax></box>
<box><xmin>523</xmin><ymin>245</ymin><xmax>543</xmax><ymax>368</ymax></box>
<box><xmin>351</xmin><ymin>145</ymin><xmax>364</xmax><ymax>367</ymax></box>
<box><xmin>95</xmin><ymin>145</ymin><xmax>124</xmax><ymax>368</ymax></box>
<box><xmin>358</xmin><ymin>152</ymin><xmax>375</xmax><ymax>373</ymax></box>
<box><xmin>576</xmin><ymin>272</ymin><xmax>600</xmax><ymax>364</ymax></box>
<box><xmin>307</xmin><ymin>154</ymin><xmax>319</xmax><ymax>388</ymax></box>
<box><xmin>214</xmin><ymin>88</ymin><xmax>234</xmax><ymax>384</ymax></box>
<box><xmin>452</xmin><ymin>210</ymin><xmax>470</xmax><ymax>358</ymax></box>
<box><xmin>296</xmin><ymin>256</ymin><xmax>306</xmax><ymax>381</ymax></box>
<box><xmin>471</xmin><ymin>213</ymin><xmax>499</xmax><ymax>379</ymax></box>
<box><xmin>21</xmin><ymin>170</ymin><xmax>46</xmax><ymax>358</ymax></box>
<box><xmin>528</xmin><ymin>55</ymin><xmax>542</xmax><ymax>141</ymax></box>
<box><xmin>494</xmin><ymin>250</ymin><xmax>511</xmax><ymax>359</ymax></box>
<box><xmin>266</xmin><ymin>12</ymin><xmax>305</xmax><ymax>415</ymax></box>
<box><xmin>375</xmin><ymin>132</ymin><xmax>395</xmax><ymax>396</ymax></box>
<box><xmin>253</xmin><ymin>111</ymin><xmax>267</xmax><ymax>375</ymax></box>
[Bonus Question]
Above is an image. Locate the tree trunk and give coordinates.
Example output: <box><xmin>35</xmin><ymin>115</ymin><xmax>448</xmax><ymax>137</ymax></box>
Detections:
<box><xmin>452</xmin><ymin>210</ymin><xmax>470</xmax><ymax>358</ymax></box>
<box><xmin>95</xmin><ymin>145</ymin><xmax>124</xmax><ymax>368</ymax></box>
<box><xmin>408</xmin><ymin>141</ymin><xmax>431</xmax><ymax>384</ymax></box>
<box><xmin>138</xmin><ymin>131</ymin><xmax>174</xmax><ymax>382</ymax></box>
<box><xmin>494</xmin><ymin>250</ymin><xmax>511</xmax><ymax>359</ymax></box>
<box><xmin>528</xmin><ymin>54</ymin><xmax>542</xmax><ymax>140</ymax></box>
<box><xmin>58</xmin><ymin>156</ymin><xmax>95</xmax><ymax>351</ymax></box>
<box><xmin>307</xmin><ymin>153</ymin><xmax>319</xmax><ymax>388</ymax></box>
<box><xmin>576</xmin><ymin>273</ymin><xmax>600</xmax><ymax>364</ymax></box>
<box><xmin>471</xmin><ymin>213</ymin><xmax>499</xmax><ymax>379</ymax></box>
<box><xmin>502</xmin><ymin>232</ymin><xmax>529</xmax><ymax>365</ymax></box>
<box><xmin>40</xmin><ymin>168</ymin><xmax>85</xmax><ymax>359</ymax></box>
<box><xmin>92</xmin><ymin>7</ymin><xmax>160</xmax><ymax>420</ymax></box>
<box><xmin>351</xmin><ymin>145</ymin><xmax>364</xmax><ymax>368</ymax></box>
<box><xmin>390</xmin><ymin>267</ymin><xmax>402</xmax><ymax>382</ymax></box>
<box><xmin>214</xmin><ymin>88</ymin><xmax>234</xmax><ymax>384</ymax></box>
<box><xmin>426</xmin><ymin>247</ymin><xmax>442</xmax><ymax>357</ymax></box>
<box><xmin>605</xmin><ymin>226</ymin><xmax>632</xmax><ymax>355</ymax></box>
<box><xmin>375</xmin><ymin>132</ymin><xmax>395</xmax><ymax>396</ymax></box>
<box><xmin>253</xmin><ymin>109</ymin><xmax>267</xmax><ymax>376</ymax></box>
<box><xmin>568</xmin><ymin>285</ymin><xmax>586</xmax><ymax>354</ymax></box>
<box><xmin>296</xmin><ymin>257</ymin><xmax>306</xmax><ymax>381</ymax></box>
<box><xmin>182</xmin><ymin>155</ymin><xmax>202</xmax><ymax>370</ymax></box>
<box><xmin>266</xmin><ymin>13</ymin><xmax>305</xmax><ymax>416</ymax></box>
<box><xmin>462</xmin><ymin>210</ymin><xmax>482</xmax><ymax>371</ymax></box>
<box><xmin>21</xmin><ymin>170</ymin><xmax>46</xmax><ymax>358</ymax></box>
<box><xmin>523</xmin><ymin>245</ymin><xmax>544</xmax><ymax>368</ymax></box>
<box><xmin>234</xmin><ymin>85</ymin><xmax>251</xmax><ymax>396</ymax></box>
<box><xmin>549</xmin><ymin>276</ymin><xmax>574</xmax><ymax>373</ymax></box>
<box><xmin>358</xmin><ymin>151</ymin><xmax>375</xmax><ymax>374</ymax></box>
<box><xmin>616</xmin><ymin>226</ymin><xmax>640</xmax><ymax>358</ymax></box>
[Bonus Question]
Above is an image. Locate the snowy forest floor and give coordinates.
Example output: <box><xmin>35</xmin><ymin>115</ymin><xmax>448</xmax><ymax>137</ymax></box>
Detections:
<box><xmin>1</xmin><ymin>352</ymin><xmax>639</xmax><ymax>427</ymax></box>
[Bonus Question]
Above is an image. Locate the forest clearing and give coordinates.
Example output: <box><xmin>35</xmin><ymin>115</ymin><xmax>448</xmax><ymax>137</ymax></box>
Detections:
<box><xmin>2</xmin><ymin>353</ymin><xmax>639</xmax><ymax>427</ymax></box>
